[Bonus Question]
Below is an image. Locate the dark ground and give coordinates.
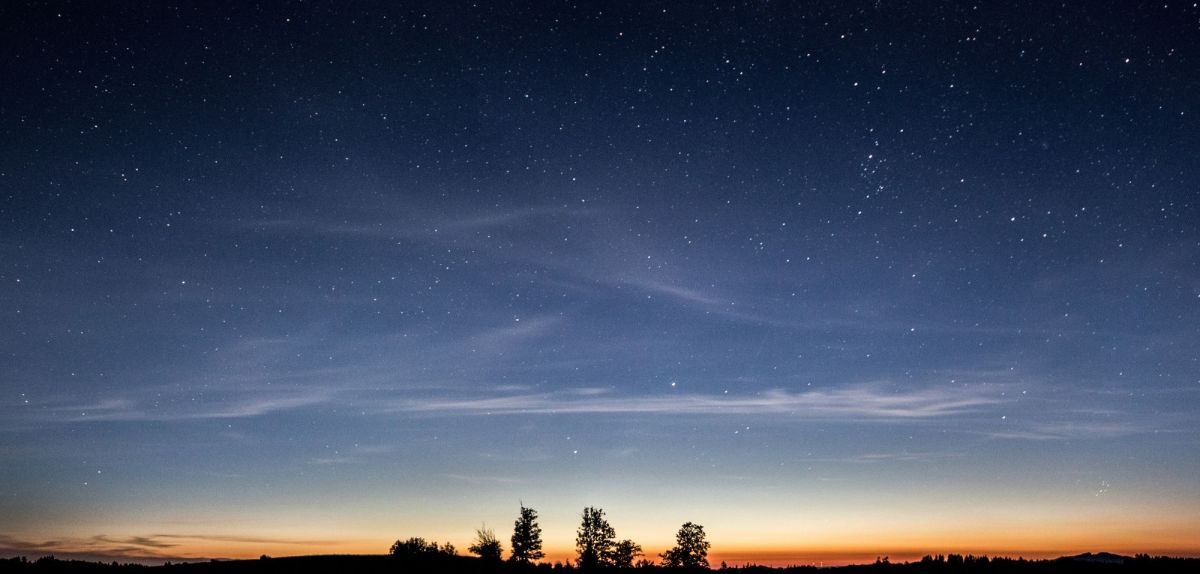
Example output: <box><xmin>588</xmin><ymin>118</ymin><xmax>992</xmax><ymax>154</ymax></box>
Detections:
<box><xmin>2</xmin><ymin>554</ymin><xmax>1198</xmax><ymax>574</ymax></box>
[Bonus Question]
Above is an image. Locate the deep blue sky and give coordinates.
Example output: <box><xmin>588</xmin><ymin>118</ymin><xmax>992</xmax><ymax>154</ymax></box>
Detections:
<box><xmin>1</xmin><ymin>0</ymin><xmax>1198</xmax><ymax>564</ymax></box>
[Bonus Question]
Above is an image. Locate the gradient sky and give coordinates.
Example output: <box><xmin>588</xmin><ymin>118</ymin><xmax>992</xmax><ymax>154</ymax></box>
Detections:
<box><xmin>2</xmin><ymin>0</ymin><xmax>1199</xmax><ymax>566</ymax></box>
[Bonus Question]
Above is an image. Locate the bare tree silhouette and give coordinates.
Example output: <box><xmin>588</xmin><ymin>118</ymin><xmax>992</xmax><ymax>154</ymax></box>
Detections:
<box><xmin>468</xmin><ymin>525</ymin><xmax>503</xmax><ymax>562</ymax></box>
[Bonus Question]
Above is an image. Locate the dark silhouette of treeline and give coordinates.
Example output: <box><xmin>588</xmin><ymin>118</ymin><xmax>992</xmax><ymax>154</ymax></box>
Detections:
<box><xmin>386</xmin><ymin>504</ymin><xmax>710</xmax><ymax>569</ymax></box>
<box><xmin>3</xmin><ymin>553</ymin><xmax>1198</xmax><ymax>574</ymax></box>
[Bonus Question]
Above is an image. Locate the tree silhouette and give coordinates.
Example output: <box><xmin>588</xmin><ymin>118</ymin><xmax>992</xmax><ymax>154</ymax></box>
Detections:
<box><xmin>660</xmin><ymin>522</ymin><xmax>710</xmax><ymax>568</ymax></box>
<box><xmin>510</xmin><ymin>504</ymin><xmax>545</xmax><ymax>563</ymax></box>
<box><xmin>611</xmin><ymin>539</ymin><xmax>643</xmax><ymax>568</ymax></box>
<box><xmin>468</xmin><ymin>526</ymin><xmax>503</xmax><ymax>562</ymax></box>
<box><xmin>575</xmin><ymin>506</ymin><xmax>617</xmax><ymax>569</ymax></box>
<box><xmin>389</xmin><ymin>537</ymin><xmax>456</xmax><ymax>557</ymax></box>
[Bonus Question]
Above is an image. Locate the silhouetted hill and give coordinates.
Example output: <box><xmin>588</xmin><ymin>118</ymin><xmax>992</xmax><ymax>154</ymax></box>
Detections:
<box><xmin>1064</xmin><ymin>553</ymin><xmax>1129</xmax><ymax>565</ymax></box>
<box><xmin>3</xmin><ymin>553</ymin><xmax>1198</xmax><ymax>574</ymax></box>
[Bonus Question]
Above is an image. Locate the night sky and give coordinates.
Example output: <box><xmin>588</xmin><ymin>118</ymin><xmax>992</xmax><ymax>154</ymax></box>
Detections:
<box><xmin>2</xmin><ymin>0</ymin><xmax>1198</xmax><ymax>565</ymax></box>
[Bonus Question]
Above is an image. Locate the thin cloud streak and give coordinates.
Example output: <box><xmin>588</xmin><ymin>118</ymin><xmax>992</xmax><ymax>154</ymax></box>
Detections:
<box><xmin>444</xmin><ymin>473</ymin><xmax>524</xmax><ymax>485</ymax></box>
<box><xmin>0</xmin><ymin>533</ymin><xmax>341</xmax><ymax>562</ymax></box>
<box><xmin>384</xmin><ymin>384</ymin><xmax>1004</xmax><ymax>420</ymax></box>
<box><xmin>17</xmin><ymin>383</ymin><xmax>1006</xmax><ymax>425</ymax></box>
<box><xmin>234</xmin><ymin>203</ymin><xmax>1057</xmax><ymax>336</ymax></box>
<box><xmin>232</xmin><ymin>204</ymin><xmax>596</xmax><ymax>242</ymax></box>
<box><xmin>48</xmin><ymin>389</ymin><xmax>333</xmax><ymax>423</ymax></box>
<box><xmin>984</xmin><ymin>420</ymin><xmax>1150</xmax><ymax>440</ymax></box>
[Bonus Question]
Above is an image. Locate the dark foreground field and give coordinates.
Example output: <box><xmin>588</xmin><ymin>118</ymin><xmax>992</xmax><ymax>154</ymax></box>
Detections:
<box><xmin>3</xmin><ymin>554</ymin><xmax>1197</xmax><ymax>574</ymax></box>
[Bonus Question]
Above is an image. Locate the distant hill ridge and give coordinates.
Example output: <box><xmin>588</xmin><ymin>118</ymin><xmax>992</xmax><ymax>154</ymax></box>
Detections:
<box><xmin>1065</xmin><ymin>552</ymin><xmax>1131</xmax><ymax>564</ymax></box>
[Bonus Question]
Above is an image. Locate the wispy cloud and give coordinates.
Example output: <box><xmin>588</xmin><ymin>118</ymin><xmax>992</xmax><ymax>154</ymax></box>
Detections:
<box><xmin>380</xmin><ymin>384</ymin><xmax>1004</xmax><ymax>420</ymax></box>
<box><xmin>0</xmin><ymin>533</ymin><xmax>340</xmax><ymax>563</ymax></box>
<box><xmin>307</xmin><ymin>456</ymin><xmax>359</xmax><ymax>466</ymax></box>
<box><xmin>985</xmin><ymin>420</ymin><xmax>1149</xmax><ymax>440</ymax></box>
<box><xmin>50</xmin><ymin>388</ymin><xmax>333</xmax><ymax>423</ymax></box>
<box><xmin>151</xmin><ymin>534</ymin><xmax>334</xmax><ymax>546</ymax></box>
<box><xmin>91</xmin><ymin>535</ymin><xmax>178</xmax><ymax>549</ymax></box>
<box><xmin>613</xmin><ymin>276</ymin><xmax>805</xmax><ymax>327</ymax></box>
<box><xmin>621</xmin><ymin>277</ymin><xmax>727</xmax><ymax>307</ymax></box>
<box><xmin>232</xmin><ymin>202</ymin><xmax>797</xmax><ymax>327</ymax></box>
<box><xmin>444</xmin><ymin>473</ymin><xmax>524</xmax><ymax>485</ymax></box>
<box><xmin>306</xmin><ymin>444</ymin><xmax>399</xmax><ymax>466</ymax></box>
<box><xmin>455</xmin><ymin>315</ymin><xmax>563</xmax><ymax>355</ymax></box>
<box><xmin>230</xmin><ymin>200</ymin><xmax>1025</xmax><ymax>335</ymax></box>
<box><xmin>232</xmin><ymin>204</ymin><xmax>595</xmax><ymax>242</ymax></box>
<box><xmin>16</xmin><ymin>381</ymin><xmax>1007</xmax><ymax>426</ymax></box>
<box><xmin>838</xmin><ymin>451</ymin><xmax>966</xmax><ymax>464</ymax></box>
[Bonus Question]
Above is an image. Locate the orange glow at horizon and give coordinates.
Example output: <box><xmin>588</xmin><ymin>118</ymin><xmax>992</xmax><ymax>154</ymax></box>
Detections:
<box><xmin>59</xmin><ymin>535</ymin><xmax>1198</xmax><ymax>567</ymax></box>
<box><xmin>15</xmin><ymin>501</ymin><xmax>1199</xmax><ymax>566</ymax></box>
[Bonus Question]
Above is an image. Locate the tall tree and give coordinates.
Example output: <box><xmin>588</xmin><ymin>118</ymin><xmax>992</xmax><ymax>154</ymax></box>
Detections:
<box><xmin>575</xmin><ymin>506</ymin><xmax>616</xmax><ymax>569</ymax></box>
<box><xmin>468</xmin><ymin>525</ymin><xmax>503</xmax><ymax>562</ymax></box>
<box><xmin>611</xmin><ymin>539</ymin><xmax>643</xmax><ymax>568</ymax></box>
<box><xmin>510</xmin><ymin>504</ymin><xmax>545</xmax><ymax>563</ymax></box>
<box><xmin>660</xmin><ymin>522</ymin><xmax>710</xmax><ymax>568</ymax></box>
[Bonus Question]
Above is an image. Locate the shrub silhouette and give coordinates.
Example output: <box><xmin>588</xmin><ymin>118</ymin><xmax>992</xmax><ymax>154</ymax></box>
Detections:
<box><xmin>468</xmin><ymin>525</ymin><xmax>504</xmax><ymax>561</ymax></box>
<box><xmin>389</xmin><ymin>537</ymin><xmax>456</xmax><ymax>558</ymax></box>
